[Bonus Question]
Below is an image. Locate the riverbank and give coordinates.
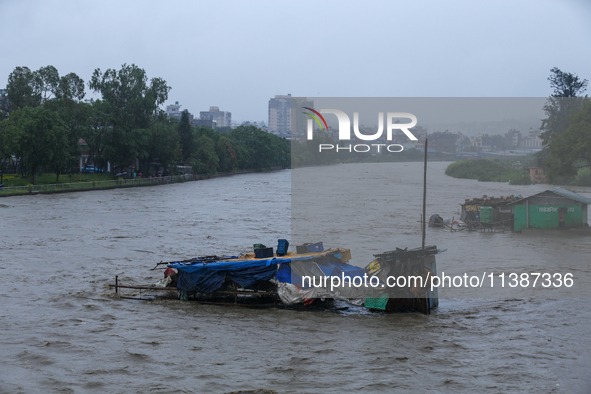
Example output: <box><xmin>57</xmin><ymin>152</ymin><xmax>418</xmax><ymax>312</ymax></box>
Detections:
<box><xmin>0</xmin><ymin>167</ymin><xmax>285</xmax><ymax>197</ymax></box>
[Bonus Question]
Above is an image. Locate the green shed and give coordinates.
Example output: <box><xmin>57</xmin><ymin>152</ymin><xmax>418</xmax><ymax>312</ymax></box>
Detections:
<box><xmin>509</xmin><ymin>187</ymin><xmax>591</xmax><ymax>231</ymax></box>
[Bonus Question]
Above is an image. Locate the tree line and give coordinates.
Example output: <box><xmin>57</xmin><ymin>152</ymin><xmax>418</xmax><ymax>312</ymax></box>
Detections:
<box><xmin>0</xmin><ymin>64</ymin><xmax>289</xmax><ymax>184</ymax></box>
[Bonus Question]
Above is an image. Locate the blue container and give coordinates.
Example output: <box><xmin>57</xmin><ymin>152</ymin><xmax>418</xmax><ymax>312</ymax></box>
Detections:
<box><xmin>296</xmin><ymin>244</ymin><xmax>308</xmax><ymax>254</ymax></box>
<box><xmin>307</xmin><ymin>242</ymin><xmax>324</xmax><ymax>253</ymax></box>
<box><xmin>254</xmin><ymin>247</ymin><xmax>274</xmax><ymax>258</ymax></box>
<box><xmin>277</xmin><ymin>239</ymin><xmax>289</xmax><ymax>256</ymax></box>
<box><xmin>296</xmin><ymin>242</ymin><xmax>324</xmax><ymax>254</ymax></box>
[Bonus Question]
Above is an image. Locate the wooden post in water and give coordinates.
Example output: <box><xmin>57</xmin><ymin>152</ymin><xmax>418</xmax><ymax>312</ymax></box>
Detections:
<box><xmin>115</xmin><ymin>275</ymin><xmax>118</xmax><ymax>294</ymax></box>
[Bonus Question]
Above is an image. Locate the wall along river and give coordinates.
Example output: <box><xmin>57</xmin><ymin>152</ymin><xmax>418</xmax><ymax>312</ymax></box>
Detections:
<box><xmin>0</xmin><ymin>162</ymin><xmax>590</xmax><ymax>393</ymax></box>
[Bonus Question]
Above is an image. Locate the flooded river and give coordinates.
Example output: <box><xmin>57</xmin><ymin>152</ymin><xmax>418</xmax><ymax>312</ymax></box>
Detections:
<box><xmin>1</xmin><ymin>162</ymin><xmax>590</xmax><ymax>393</ymax></box>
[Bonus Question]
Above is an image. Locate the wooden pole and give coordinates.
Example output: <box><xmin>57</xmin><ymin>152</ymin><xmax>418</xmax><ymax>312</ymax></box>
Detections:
<box><xmin>115</xmin><ymin>275</ymin><xmax>118</xmax><ymax>294</ymax></box>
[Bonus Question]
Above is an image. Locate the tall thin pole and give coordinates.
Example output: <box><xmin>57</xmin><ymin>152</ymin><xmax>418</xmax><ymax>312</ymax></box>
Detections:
<box><xmin>422</xmin><ymin>138</ymin><xmax>430</xmax><ymax>315</ymax></box>
<box><xmin>422</xmin><ymin>138</ymin><xmax>428</xmax><ymax>252</ymax></box>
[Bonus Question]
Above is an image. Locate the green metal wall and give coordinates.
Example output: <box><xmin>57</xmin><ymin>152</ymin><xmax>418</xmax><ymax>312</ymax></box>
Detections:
<box><xmin>514</xmin><ymin>205</ymin><xmax>527</xmax><ymax>231</ymax></box>
<box><xmin>513</xmin><ymin>204</ymin><xmax>582</xmax><ymax>231</ymax></box>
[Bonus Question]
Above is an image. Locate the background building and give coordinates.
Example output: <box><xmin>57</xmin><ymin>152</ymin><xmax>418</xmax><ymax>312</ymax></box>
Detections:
<box><xmin>165</xmin><ymin>101</ymin><xmax>183</xmax><ymax>120</ymax></box>
<box><xmin>268</xmin><ymin>94</ymin><xmax>314</xmax><ymax>138</ymax></box>
<box><xmin>200</xmin><ymin>106</ymin><xmax>231</xmax><ymax>128</ymax></box>
<box><xmin>505</xmin><ymin>129</ymin><xmax>522</xmax><ymax>148</ymax></box>
<box><xmin>192</xmin><ymin>118</ymin><xmax>214</xmax><ymax>128</ymax></box>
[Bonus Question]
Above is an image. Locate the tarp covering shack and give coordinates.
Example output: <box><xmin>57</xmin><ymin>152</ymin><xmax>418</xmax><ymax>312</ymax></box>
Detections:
<box><xmin>167</xmin><ymin>248</ymin><xmax>364</xmax><ymax>305</ymax></box>
<box><xmin>170</xmin><ymin>258</ymin><xmax>280</xmax><ymax>294</ymax></box>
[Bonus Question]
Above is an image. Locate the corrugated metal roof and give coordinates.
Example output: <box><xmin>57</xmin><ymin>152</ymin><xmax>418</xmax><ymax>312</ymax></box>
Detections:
<box><xmin>548</xmin><ymin>187</ymin><xmax>591</xmax><ymax>204</ymax></box>
<box><xmin>508</xmin><ymin>187</ymin><xmax>591</xmax><ymax>205</ymax></box>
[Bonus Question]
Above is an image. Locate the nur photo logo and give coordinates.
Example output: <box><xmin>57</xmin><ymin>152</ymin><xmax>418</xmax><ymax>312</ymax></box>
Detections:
<box><xmin>304</xmin><ymin>108</ymin><xmax>419</xmax><ymax>153</ymax></box>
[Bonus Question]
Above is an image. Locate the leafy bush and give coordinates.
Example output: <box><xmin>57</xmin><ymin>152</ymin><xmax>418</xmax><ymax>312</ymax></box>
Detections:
<box><xmin>445</xmin><ymin>159</ymin><xmax>507</xmax><ymax>181</ymax></box>
<box><xmin>446</xmin><ymin>159</ymin><xmax>531</xmax><ymax>184</ymax></box>
<box><xmin>572</xmin><ymin>167</ymin><xmax>591</xmax><ymax>186</ymax></box>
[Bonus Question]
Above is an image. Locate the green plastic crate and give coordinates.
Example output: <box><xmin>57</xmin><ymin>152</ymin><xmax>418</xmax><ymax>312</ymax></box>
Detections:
<box><xmin>480</xmin><ymin>206</ymin><xmax>493</xmax><ymax>223</ymax></box>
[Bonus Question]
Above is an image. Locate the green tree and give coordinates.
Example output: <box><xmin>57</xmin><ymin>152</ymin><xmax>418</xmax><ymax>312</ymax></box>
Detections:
<box><xmin>89</xmin><ymin>64</ymin><xmax>170</xmax><ymax>169</ymax></box>
<box><xmin>11</xmin><ymin>107</ymin><xmax>69</xmax><ymax>184</ymax></box>
<box><xmin>0</xmin><ymin>115</ymin><xmax>23</xmax><ymax>183</ymax></box>
<box><xmin>145</xmin><ymin>120</ymin><xmax>179</xmax><ymax>171</ymax></box>
<box><xmin>543</xmin><ymin>100</ymin><xmax>591</xmax><ymax>181</ymax></box>
<box><xmin>193</xmin><ymin>134</ymin><xmax>219</xmax><ymax>174</ymax></box>
<box><xmin>291</xmin><ymin>132</ymin><xmax>338</xmax><ymax>167</ymax></box>
<box><xmin>34</xmin><ymin>65</ymin><xmax>60</xmax><ymax>102</ymax></box>
<box><xmin>6</xmin><ymin>66</ymin><xmax>41</xmax><ymax>111</ymax></box>
<box><xmin>0</xmin><ymin>91</ymin><xmax>9</xmax><ymax>121</ymax></box>
<box><xmin>56</xmin><ymin>72</ymin><xmax>85</xmax><ymax>100</ymax></box>
<box><xmin>80</xmin><ymin>99</ymin><xmax>111</xmax><ymax>171</ymax></box>
<box><xmin>44</xmin><ymin>98</ymin><xmax>95</xmax><ymax>180</ymax></box>
<box><xmin>178</xmin><ymin>109</ymin><xmax>194</xmax><ymax>161</ymax></box>
<box><xmin>216</xmin><ymin>136</ymin><xmax>238</xmax><ymax>173</ymax></box>
<box><xmin>6</xmin><ymin>66</ymin><xmax>86</xmax><ymax>113</ymax></box>
<box><xmin>548</xmin><ymin>67</ymin><xmax>588</xmax><ymax>98</ymax></box>
<box><xmin>230</xmin><ymin>125</ymin><xmax>286</xmax><ymax>170</ymax></box>
<box><xmin>541</xmin><ymin>68</ymin><xmax>589</xmax><ymax>142</ymax></box>
<box><xmin>541</xmin><ymin>68</ymin><xmax>590</xmax><ymax>181</ymax></box>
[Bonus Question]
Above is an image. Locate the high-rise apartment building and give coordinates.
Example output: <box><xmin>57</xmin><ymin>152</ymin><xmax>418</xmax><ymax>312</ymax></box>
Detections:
<box><xmin>268</xmin><ymin>94</ymin><xmax>314</xmax><ymax>138</ymax></box>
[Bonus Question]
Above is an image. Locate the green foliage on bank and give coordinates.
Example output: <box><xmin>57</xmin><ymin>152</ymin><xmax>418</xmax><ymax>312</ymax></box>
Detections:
<box><xmin>445</xmin><ymin>159</ymin><xmax>532</xmax><ymax>185</ymax></box>
<box><xmin>544</xmin><ymin>166</ymin><xmax>591</xmax><ymax>187</ymax></box>
<box><xmin>0</xmin><ymin>64</ymin><xmax>290</xmax><ymax>184</ymax></box>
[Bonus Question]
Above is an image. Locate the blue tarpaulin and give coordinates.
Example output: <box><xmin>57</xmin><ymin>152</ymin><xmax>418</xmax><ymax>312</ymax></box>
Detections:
<box><xmin>282</xmin><ymin>255</ymin><xmax>365</xmax><ymax>288</ymax></box>
<box><xmin>170</xmin><ymin>258</ymin><xmax>281</xmax><ymax>293</ymax></box>
<box><xmin>168</xmin><ymin>250</ymin><xmax>364</xmax><ymax>294</ymax></box>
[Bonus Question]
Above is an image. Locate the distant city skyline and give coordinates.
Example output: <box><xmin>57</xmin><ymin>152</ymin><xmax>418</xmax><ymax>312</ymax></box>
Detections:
<box><xmin>1</xmin><ymin>0</ymin><xmax>590</xmax><ymax>123</ymax></box>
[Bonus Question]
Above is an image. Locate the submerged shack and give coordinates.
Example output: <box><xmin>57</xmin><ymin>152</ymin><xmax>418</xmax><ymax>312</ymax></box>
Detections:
<box><xmin>509</xmin><ymin>187</ymin><xmax>591</xmax><ymax>231</ymax></box>
<box><xmin>458</xmin><ymin>187</ymin><xmax>591</xmax><ymax>232</ymax></box>
<box><xmin>167</xmin><ymin>247</ymin><xmax>361</xmax><ymax>307</ymax></box>
<box><xmin>460</xmin><ymin>195</ymin><xmax>520</xmax><ymax>229</ymax></box>
<box><xmin>364</xmin><ymin>246</ymin><xmax>439</xmax><ymax>314</ymax></box>
<box><xmin>111</xmin><ymin>242</ymin><xmax>441</xmax><ymax>314</ymax></box>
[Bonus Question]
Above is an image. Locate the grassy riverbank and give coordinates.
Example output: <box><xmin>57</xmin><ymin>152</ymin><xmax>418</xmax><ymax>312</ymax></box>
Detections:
<box><xmin>1</xmin><ymin>173</ymin><xmax>114</xmax><ymax>187</ymax></box>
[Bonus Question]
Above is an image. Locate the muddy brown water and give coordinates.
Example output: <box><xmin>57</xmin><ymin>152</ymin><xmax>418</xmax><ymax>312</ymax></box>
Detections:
<box><xmin>1</xmin><ymin>162</ymin><xmax>590</xmax><ymax>393</ymax></box>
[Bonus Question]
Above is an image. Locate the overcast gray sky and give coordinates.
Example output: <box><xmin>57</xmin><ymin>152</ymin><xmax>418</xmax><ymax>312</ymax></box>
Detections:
<box><xmin>1</xmin><ymin>0</ymin><xmax>590</xmax><ymax>123</ymax></box>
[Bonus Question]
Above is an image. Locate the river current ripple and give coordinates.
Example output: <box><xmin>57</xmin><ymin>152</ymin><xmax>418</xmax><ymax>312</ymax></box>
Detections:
<box><xmin>1</xmin><ymin>162</ymin><xmax>590</xmax><ymax>393</ymax></box>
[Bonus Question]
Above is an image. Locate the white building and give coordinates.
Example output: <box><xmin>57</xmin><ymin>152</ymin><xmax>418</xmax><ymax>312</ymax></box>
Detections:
<box><xmin>166</xmin><ymin>101</ymin><xmax>183</xmax><ymax>120</ymax></box>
